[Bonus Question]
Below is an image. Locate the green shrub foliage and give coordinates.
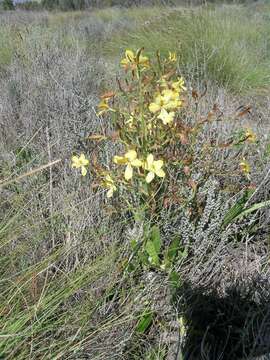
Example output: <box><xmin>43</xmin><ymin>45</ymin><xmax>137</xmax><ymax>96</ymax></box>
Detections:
<box><xmin>41</xmin><ymin>0</ymin><xmax>85</xmax><ymax>11</ymax></box>
<box><xmin>2</xmin><ymin>0</ymin><xmax>15</xmax><ymax>10</ymax></box>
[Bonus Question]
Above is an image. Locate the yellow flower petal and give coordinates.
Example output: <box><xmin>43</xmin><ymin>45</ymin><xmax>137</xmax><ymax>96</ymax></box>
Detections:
<box><xmin>157</xmin><ymin>109</ymin><xmax>175</xmax><ymax>125</ymax></box>
<box><xmin>120</xmin><ymin>58</ymin><xmax>129</xmax><ymax>66</ymax></box>
<box><xmin>146</xmin><ymin>171</ymin><xmax>155</xmax><ymax>183</ymax></box>
<box><xmin>155</xmin><ymin>168</ymin><xmax>165</xmax><ymax>178</ymax></box>
<box><xmin>125</xmin><ymin>49</ymin><xmax>135</xmax><ymax>61</ymax></box>
<box><xmin>121</xmin><ymin>49</ymin><xmax>149</xmax><ymax>68</ymax></box>
<box><xmin>153</xmin><ymin>159</ymin><xmax>164</xmax><ymax>171</ymax></box>
<box><xmin>138</xmin><ymin>54</ymin><xmax>149</xmax><ymax>67</ymax></box>
<box><xmin>146</xmin><ymin>154</ymin><xmax>154</xmax><ymax>169</ymax></box>
<box><xmin>162</xmin><ymin>89</ymin><xmax>179</xmax><ymax>102</ymax></box>
<box><xmin>81</xmin><ymin>166</ymin><xmax>87</xmax><ymax>176</ymax></box>
<box><xmin>124</xmin><ymin>164</ymin><xmax>133</xmax><ymax>181</ymax></box>
<box><xmin>72</xmin><ymin>154</ymin><xmax>89</xmax><ymax>174</ymax></box>
<box><xmin>168</xmin><ymin>51</ymin><xmax>177</xmax><ymax>62</ymax></box>
<box><xmin>172</xmin><ymin>77</ymin><xmax>186</xmax><ymax>92</ymax></box>
<box><xmin>131</xmin><ymin>159</ymin><xmax>142</xmax><ymax>167</ymax></box>
<box><xmin>105</xmin><ymin>174</ymin><xmax>113</xmax><ymax>183</ymax></box>
<box><xmin>149</xmin><ymin>102</ymin><xmax>161</xmax><ymax>113</ymax></box>
<box><xmin>125</xmin><ymin>149</ymin><xmax>137</xmax><ymax>161</ymax></box>
<box><xmin>79</xmin><ymin>154</ymin><xmax>89</xmax><ymax>166</ymax></box>
<box><xmin>120</xmin><ymin>50</ymin><xmax>135</xmax><ymax>67</ymax></box>
<box><xmin>164</xmin><ymin>99</ymin><xmax>182</xmax><ymax>110</ymax></box>
<box><xmin>113</xmin><ymin>155</ymin><xmax>127</xmax><ymax>164</ymax></box>
<box><xmin>71</xmin><ymin>156</ymin><xmax>80</xmax><ymax>168</ymax></box>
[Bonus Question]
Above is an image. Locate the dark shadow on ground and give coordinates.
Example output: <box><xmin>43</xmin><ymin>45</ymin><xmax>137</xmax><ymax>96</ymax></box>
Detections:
<box><xmin>174</xmin><ymin>279</ymin><xmax>270</xmax><ymax>359</ymax></box>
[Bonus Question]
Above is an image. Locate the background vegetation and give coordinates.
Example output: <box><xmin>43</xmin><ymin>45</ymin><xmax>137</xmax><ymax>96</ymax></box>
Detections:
<box><xmin>0</xmin><ymin>2</ymin><xmax>270</xmax><ymax>359</ymax></box>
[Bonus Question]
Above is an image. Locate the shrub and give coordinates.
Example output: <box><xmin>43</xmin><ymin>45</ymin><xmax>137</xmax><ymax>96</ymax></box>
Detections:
<box><xmin>41</xmin><ymin>0</ymin><xmax>85</xmax><ymax>11</ymax></box>
<box><xmin>2</xmin><ymin>0</ymin><xmax>15</xmax><ymax>10</ymax></box>
<box><xmin>16</xmin><ymin>1</ymin><xmax>42</xmax><ymax>11</ymax></box>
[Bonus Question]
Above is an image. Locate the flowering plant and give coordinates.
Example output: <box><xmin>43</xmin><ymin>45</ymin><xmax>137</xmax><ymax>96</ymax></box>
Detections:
<box><xmin>72</xmin><ymin>48</ymin><xmax>257</xmax><ymax>218</ymax></box>
<box><xmin>95</xmin><ymin>49</ymin><xmax>188</xmax><ymax>207</ymax></box>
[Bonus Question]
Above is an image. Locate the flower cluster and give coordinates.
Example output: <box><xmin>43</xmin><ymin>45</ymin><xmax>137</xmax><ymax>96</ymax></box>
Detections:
<box><xmin>113</xmin><ymin>150</ymin><xmax>165</xmax><ymax>183</ymax></box>
<box><xmin>94</xmin><ymin>49</ymin><xmax>188</xmax><ymax>199</ymax></box>
<box><xmin>71</xmin><ymin>48</ymin><xmax>257</xmax><ymax>206</ymax></box>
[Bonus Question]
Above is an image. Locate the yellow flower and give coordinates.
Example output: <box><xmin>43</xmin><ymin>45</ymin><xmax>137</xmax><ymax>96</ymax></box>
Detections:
<box><xmin>172</xmin><ymin>77</ymin><xmax>187</xmax><ymax>92</ymax></box>
<box><xmin>149</xmin><ymin>95</ymin><xmax>163</xmax><ymax>113</ymax></box>
<box><xmin>104</xmin><ymin>175</ymin><xmax>116</xmax><ymax>198</ymax></box>
<box><xmin>162</xmin><ymin>89</ymin><xmax>180</xmax><ymax>106</ymax></box>
<box><xmin>71</xmin><ymin>153</ymin><xmax>89</xmax><ymax>176</ymax></box>
<box><xmin>144</xmin><ymin>154</ymin><xmax>165</xmax><ymax>183</ymax></box>
<box><xmin>149</xmin><ymin>89</ymin><xmax>181</xmax><ymax>113</ymax></box>
<box><xmin>245</xmin><ymin>128</ymin><xmax>256</xmax><ymax>143</ymax></box>
<box><xmin>120</xmin><ymin>49</ymin><xmax>135</xmax><ymax>67</ymax></box>
<box><xmin>162</xmin><ymin>89</ymin><xmax>178</xmax><ymax>100</ymax></box>
<box><xmin>168</xmin><ymin>51</ymin><xmax>177</xmax><ymax>62</ymax></box>
<box><xmin>240</xmin><ymin>159</ymin><xmax>251</xmax><ymax>175</ymax></box>
<box><xmin>157</xmin><ymin>108</ymin><xmax>175</xmax><ymax>125</ymax></box>
<box><xmin>120</xmin><ymin>49</ymin><xmax>149</xmax><ymax>70</ymax></box>
<box><xmin>113</xmin><ymin>149</ymin><xmax>142</xmax><ymax>181</ymax></box>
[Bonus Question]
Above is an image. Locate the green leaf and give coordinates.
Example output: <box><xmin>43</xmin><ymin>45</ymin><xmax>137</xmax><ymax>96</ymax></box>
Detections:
<box><xmin>169</xmin><ymin>271</ymin><xmax>181</xmax><ymax>288</ymax></box>
<box><xmin>138</xmin><ymin>251</ymin><xmax>149</xmax><ymax>266</ymax></box>
<box><xmin>144</xmin><ymin>226</ymin><xmax>162</xmax><ymax>266</ymax></box>
<box><xmin>136</xmin><ymin>312</ymin><xmax>153</xmax><ymax>333</ymax></box>
<box><xmin>163</xmin><ymin>236</ymin><xmax>181</xmax><ymax>269</ymax></box>
<box><xmin>223</xmin><ymin>189</ymin><xmax>253</xmax><ymax>226</ymax></box>
<box><xmin>167</xmin><ymin>236</ymin><xmax>180</xmax><ymax>261</ymax></box>
<box><xmin>145</xmin><ymin>240</ymin><xmax>159</xmax><ymax>265</ymax></box>
<box><xmin>15</xmin><ymin>147</ymin><xmax>33</xmax><ymax>168</ymax></box>
<box><xmin>265</xmin><ymin>143</ymin><xmax>270</xmax><ymax>157</ymax></box>
<box><xmin>179</xmin><ymin>246</ymin><xmax>188</xmax><ymax>259</ymax></box>
<box><xmin>130</xmin><ymin>239</ymin><xmax>137</xmax><ymax>250</ymax></box>
<box><xmin>150</xmin><ymin>225</ymin><xmax>161</xmax><ymax>254</ymax></box>
<box><xmin>233</xmin><ymin>200</ymin><xmax>270</xmax><ymax>221</ymax></box>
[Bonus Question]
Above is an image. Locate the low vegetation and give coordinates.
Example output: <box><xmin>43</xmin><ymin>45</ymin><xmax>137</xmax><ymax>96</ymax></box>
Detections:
<box><xmin>1</xmin><ymin>3</ymin><xmax>270</xmax><ymax>359</ymax></box>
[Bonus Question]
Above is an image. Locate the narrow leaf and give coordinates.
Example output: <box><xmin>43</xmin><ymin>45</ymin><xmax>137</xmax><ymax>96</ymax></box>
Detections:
<box><xmin>145</xmin><ymin>241</ymin><xmax>159</xmax><ymax>265</ymax></box>
<box><xmin>234</xmin><ymin>200</ymin><xmax>270</xmax><ymax>221</ymax></box>
<box><xmin>136</xmin><ymin>312</ymin><xmax>153</xmax><ymax>333</ymax></box>
<box><xmin>223</xmin><ymin>190</ymin><xmax>252</xmax><ymax>226</ymax></box>
<box><xmin>150</xmin><ymin>225</ymin><xmax>161</xmax><ymax>254</ymax></box>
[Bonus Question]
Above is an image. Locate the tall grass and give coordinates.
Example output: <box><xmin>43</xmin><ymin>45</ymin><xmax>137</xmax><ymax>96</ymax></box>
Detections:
<box><xmin>0</xmin><ymin>27</ymin><xmax>14</xmax><ymax>67</ymax></box>
<box><xmin>105</xmin><ymin>4</ymin><xmax>270</xmax><ymax>93</ymax></box>
<box><xmin>0</xmin><ymin>180</ymin><xmax>124</xmax><ymax>358</ymax></box>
